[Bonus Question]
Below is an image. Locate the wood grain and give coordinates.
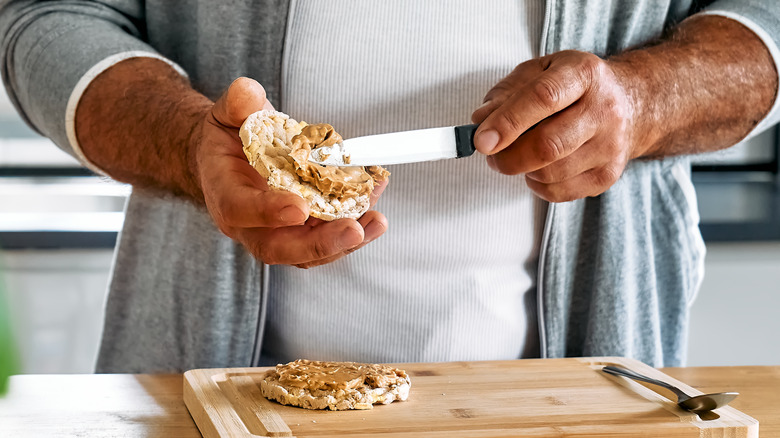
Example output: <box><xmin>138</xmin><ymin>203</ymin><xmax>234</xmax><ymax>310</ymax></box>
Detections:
<box><xmin>184</xmin><ymin>370</ymin><xmax>292</xmax><ymax>437</ymax></box>
<box><xmin>0</xmin><ymin>374</ymin><xmax>201</xmax><ymax>437</ymax></box>
<box><xmin>183</xmin><ymin>357</ymin><xmax>758</xmax><ymax>438</ymax></box>
<box><xmin>2</xmin><ymin>360</ymin><xmax>772</xmax><ymax>437</ymax></box>
<box><xmin>664</xmin><ymin>365</ymin><xmax>780</xmax><ymax>438</ymax></box>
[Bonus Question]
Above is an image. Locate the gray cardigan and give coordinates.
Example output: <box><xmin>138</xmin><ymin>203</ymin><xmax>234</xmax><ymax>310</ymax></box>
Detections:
<box><xmin>1</xmin><ymin>0</ymin><xmax>778</xmax><ymax>371</ymax></box>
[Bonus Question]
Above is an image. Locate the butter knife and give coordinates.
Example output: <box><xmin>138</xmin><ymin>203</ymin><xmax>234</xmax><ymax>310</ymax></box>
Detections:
<box><xmin>307</xmin><ymin>124</ymin><xmax>479</xmax><ymax>167</ymax></box>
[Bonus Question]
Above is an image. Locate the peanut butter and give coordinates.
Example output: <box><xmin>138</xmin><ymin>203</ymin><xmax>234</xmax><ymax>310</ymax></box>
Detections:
<box><xmin>290</xmin><ymin>124</ymin><xmax>388</xmax><ymax>200</ymax></box>
<box><xmin>240</xmin><ymin>110</ymin><xmax>390</xmax><ymax>221</ymax></box>
<box><xmin>240</xmin><ymin>111</ymin><xmax>306</xmax><ymax>179</ymax></box>
<box><xmin>268</xmin><ymin>359</ymin><xmax>409</xmax><ymax>391</ymax></box>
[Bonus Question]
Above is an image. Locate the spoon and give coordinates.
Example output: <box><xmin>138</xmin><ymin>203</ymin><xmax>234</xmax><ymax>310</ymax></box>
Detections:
<box><xmin>602</xmin><ymin>365</ymin><xmax>739</xmax><ymax>414</ymax></box>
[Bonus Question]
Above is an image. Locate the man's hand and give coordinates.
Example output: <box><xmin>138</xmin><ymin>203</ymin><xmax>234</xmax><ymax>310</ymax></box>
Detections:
<box><xmin>76</xmin><ymin>58</ymin><xmax>387</xmax><ymax>268</ymax></box>
<box><xmin>191</xmin><ymin>78</ymin><xmax>388</xmax><ymax>268</ymax></box>
<box><xmin>471</xmin><ymin>50</ymin><xmax>635</xmax><ymax>202</ymax></box>
<box><xmin>471</xmin><ymin>15</ymin><xmax>777</xmax><ymax>203</ymax></box>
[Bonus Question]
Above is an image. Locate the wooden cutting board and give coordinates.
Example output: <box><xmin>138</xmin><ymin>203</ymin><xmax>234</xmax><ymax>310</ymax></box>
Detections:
<box><xmin>183</xmin><ymin>357</ymin><xmax>758</xmax><ymax>437</ymax></box>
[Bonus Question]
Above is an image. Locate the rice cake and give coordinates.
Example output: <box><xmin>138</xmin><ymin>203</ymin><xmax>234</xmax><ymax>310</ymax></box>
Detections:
<box><xmin>260</xmin><ymin>359</ymin><xmax>411</xmax><ymax>410</ymax></box>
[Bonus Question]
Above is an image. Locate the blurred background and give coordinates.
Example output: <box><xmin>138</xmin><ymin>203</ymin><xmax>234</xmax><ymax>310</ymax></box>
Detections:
<box><xmin>0</xmin><ymin>87</ymin><xmax>127</xmax><ymax>373</ymax></box>
<box><xmin>0</xmin><ymin>84</ymin><xmax>778</xmax><ymax>374</ymax></box>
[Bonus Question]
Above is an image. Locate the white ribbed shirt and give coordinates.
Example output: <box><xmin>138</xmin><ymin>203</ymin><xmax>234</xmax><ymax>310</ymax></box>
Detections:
<box><xmin>263</xmin><ymin>0</ymin><xmax>547</xmax><ymax>364</ymax></box>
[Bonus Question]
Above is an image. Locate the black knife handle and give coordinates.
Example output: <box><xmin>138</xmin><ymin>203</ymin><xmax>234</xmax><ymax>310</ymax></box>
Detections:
<box><xmin>454</xmin><ymin>124</ymin><xmax>479</xmax><ymax>159</ymax></box>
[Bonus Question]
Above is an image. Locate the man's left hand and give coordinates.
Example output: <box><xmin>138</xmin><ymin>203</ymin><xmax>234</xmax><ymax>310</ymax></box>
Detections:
<box><xmin>471</xmin><ymin>50</ymin><xmax>641</xmax><ymax>203</ymax></box>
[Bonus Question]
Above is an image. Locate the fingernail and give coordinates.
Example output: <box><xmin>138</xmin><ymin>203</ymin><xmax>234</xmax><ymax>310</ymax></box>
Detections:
<box><xmin>338</xmin><ymin>227</ymin><xmax>363</xmax><ymax>250</ymax></box>
<box><xmin>279</xmin><ymin>206</ymin><xmax>305</xmax><ymax>223</ymax></box>
<box><xmin>475</xmin><ymin>129</ymin><xmax>500</xmax><ymax>154</ymax></box>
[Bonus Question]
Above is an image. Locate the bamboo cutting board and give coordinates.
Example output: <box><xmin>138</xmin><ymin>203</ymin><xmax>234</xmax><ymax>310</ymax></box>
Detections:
<box><xmin>183</xmin><ymin>357</ymin><xmax>758</xmax><ymax>437</ymax></box>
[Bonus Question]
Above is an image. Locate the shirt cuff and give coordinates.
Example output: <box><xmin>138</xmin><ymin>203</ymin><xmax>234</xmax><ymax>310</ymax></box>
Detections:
<box><xmin>698</xmin><ymin>10</ymin><xmax>780</xmax><ymax>140</ymax></box>
<box><xmin>64</xmin><ymin>51</ymin><xmax>189</xmax><ymax>175</ymax></box>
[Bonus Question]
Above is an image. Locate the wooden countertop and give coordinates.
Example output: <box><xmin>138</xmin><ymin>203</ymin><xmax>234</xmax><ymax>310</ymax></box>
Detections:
<box><xmin>0</xmin><ymin>364</ymin><xmax>778</xmax><ymax>437</ymax></box>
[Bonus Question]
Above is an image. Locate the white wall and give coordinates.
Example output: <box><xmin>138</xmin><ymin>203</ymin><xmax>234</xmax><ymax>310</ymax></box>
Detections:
<box><xmin>687</xmin><ymin>242</ymin><xmax>780</xmax><ymax>366</ymax></box>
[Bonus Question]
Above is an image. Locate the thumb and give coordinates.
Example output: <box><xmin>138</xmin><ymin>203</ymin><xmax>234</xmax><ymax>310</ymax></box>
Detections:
<box><xmin>212</xmin><ymin>77</ymin><xmax>274</xmax><ymax>128</ymax></box>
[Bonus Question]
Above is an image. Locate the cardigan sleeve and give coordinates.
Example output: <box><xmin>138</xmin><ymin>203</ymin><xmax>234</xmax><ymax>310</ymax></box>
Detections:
<box><xmin>0</xmin><ymin>1</ymin><xmax>185</xmax><ymax>170</ymax></box>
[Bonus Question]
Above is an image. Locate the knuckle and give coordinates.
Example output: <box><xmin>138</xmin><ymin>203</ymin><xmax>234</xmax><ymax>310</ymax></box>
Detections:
<box><xmin>250</xmin><ymin>241</ymin><xmax>275</xmax><ymax>264</ymax></box>
<box><xmin>578</xmin><ymin>54</ymin><xmax>603</xmax><ymax>80</ymax></box>
<box><xmin>536</xmin><ymin>132</ymin><xmax>567</xmax><ymax>163</ymax></box>
<box><xmin>530</xmin><ymin>166</ymin><xmax>555</xmax><ymax>184</ymax></box>
<box><xmin>241</xmin><ymin>232</ymin><xmax>281</xmax><ymax>265</ymax></box>
<box><xmin>310</xmin><ymin>238</ymin><xmax>333</xmax><ymax>260</ymax></box>
<box><xmin>607</xmin><ymin>138</ymin><xmax>626</xmax><ymax>158</ymax></box>
<box><xmin>497</xmin><ymin>109</ymin><xmax>524</xmax><ymax>134</ymax></box>
<box><xmin>255</xmin><ymin>242</ymin><xmax>278</xmax><ymax>265</ymax></box>
<box><xmin>531</xmin><ymin>78</ymin><xmax>563</xmax><ymax>111</ymax></box>
<box><xmin>592</xmin><ymin>164</ymin><xmax>622</xmax><ymax>189</ymax></box>
<box><xmin>486</xmin><ymin>82</ymin><xmax>513</xmax><ymax>102</ymax></box>
<box><xmin>541</xmin><ymin>183</ymin><xmax>572</xmax><ymax>203</ymax></box>
<box><xmin>532</xmin><ymin>185</ymin><xmax>566</xmax><ymax>203</ymax></box>
<box><xmin>603</xmin><ymin>163</ymin><xmax>623</xmax><ymax>184</ymax></box>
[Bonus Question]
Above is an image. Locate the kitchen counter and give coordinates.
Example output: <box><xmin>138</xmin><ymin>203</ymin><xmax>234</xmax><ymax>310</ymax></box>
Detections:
<box><xmin>0</xmin><ymin>364</ymin><xmax>778</xmax><ymax>437</ymax></box>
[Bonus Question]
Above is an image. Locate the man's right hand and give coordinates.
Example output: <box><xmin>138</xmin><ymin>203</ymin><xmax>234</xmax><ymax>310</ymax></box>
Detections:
<box><xmin>190</xmin><ymin>78</ymin><xmax>388</xmax><ymax>268</ymax></box>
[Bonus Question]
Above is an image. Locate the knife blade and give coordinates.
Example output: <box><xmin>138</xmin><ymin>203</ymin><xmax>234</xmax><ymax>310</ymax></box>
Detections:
<box><xmin>307</xmin><ymin>124</ymin><xmax>479</xmax><ymax>167</ymax></box>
